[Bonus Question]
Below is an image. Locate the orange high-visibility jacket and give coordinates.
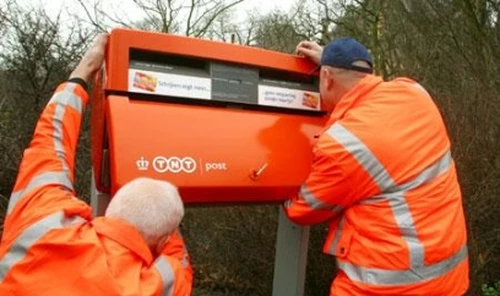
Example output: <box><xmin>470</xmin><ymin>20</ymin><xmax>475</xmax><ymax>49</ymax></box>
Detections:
<box><xmin>0</xmin><ymin>82</ymin><xmax>193</xmax><ymax>296</ymax></box>
<box><xmin>285</xmin><ymin>75</ymin><xmax>469</xmax><ymax>295</ymax></box>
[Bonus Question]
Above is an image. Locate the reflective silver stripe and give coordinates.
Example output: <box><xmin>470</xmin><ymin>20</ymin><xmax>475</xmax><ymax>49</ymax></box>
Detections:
<box><xmin>8</xmin><ymin>85</ymin><xmax>82</xmax><ymax>215</ymax></box>
<box><xmin>51</xmin><ymin>83</ymin><xmax>81</xmax><ymax>173</ymax></box>
<box><xmin>326</xmin><ymin>122</ymin><xmax>454</xmax><ymax>277</ymax></box>
<box><xmin>369</xmin><ymin>151</ymin><xmax>453</xmax><ymax>267</ymax></box>
<box><xmin>328</xmin><ymin>216</ymin><xmax>345</xmax><ymax>255</ymax></box>
<box><xmin>175</xmin><ymin>230</ymin><xmax>190</xmax><ymax>268</ymax></box>
<box><xmin>154</xmin><ymin>256</ymin><xmax>175</xmax><ymax>296</ymax></box>
<box><xmin>389</xmin><ymin>195</ymin><xmax>423</xmax><ymax>267</ymax></box>
<box><xmin>392</xmin><ymin>151</ymin><xmax>451</xmax><ymax>193</ymax></box>
<box><xmin>338</xmin><ymin>244</ymin><xmax>468</xmax><ymax>286</ymax></box>
<box><xmin>300</xmin><ymin>184</ymin><xmax>343</xmax><ymax>211</ymax></box>
<box><xmin>7</xmin><ymin>171</ymin><xmax>73</xmax><ymax>214</ymax></box>
<box><xmin>0</xmin><ymin>211</ymin><xmax>86</xmax><ymax>281</ymax></box>
<box><xmin>327</xmin><ymin>122</ymin><xmax>424</xmax><ymax>267</ymax></box>
<box><xmin>181</xmin><ymin>253</ymin><xmax>189</xmax><ymax>268</ymax></box>
<box><xmin>327</xmin><ymin>123</ymin><xmax>397</xmax><ymax>191</ymax></box>
<box><xmin>49</xmin><ymin>84</ymin><xmax>83</xmax><ymax>114</ymax></box>
<box><xmin>362</xmin><ymin>151</ymin><xmax>452</xmax><ymax>204</ymax></box>
<box><xmin>53</xmin><ymin>103</ymin><xmax>69</xmax><ymax>172</ymax></box>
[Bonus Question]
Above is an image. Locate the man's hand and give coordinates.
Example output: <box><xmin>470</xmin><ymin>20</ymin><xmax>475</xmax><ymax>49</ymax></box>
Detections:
<box><xmin>296</xmin><ymin>41</ymin><xmax>323</xmax><ymax>65</ymax></box>
<box><xmin>69</xmin><ymin>33</ymin><xmax>109</xmax><ymax>84</ymax></box>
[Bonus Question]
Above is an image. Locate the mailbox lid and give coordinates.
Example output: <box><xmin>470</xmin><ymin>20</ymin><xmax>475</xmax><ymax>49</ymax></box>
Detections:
<box><xmin>105</xmin><ymin>28</ymin><xmax>319</xmax><ymax>93</ymax></box>
<box><xmin>105</xmin><ymin>95</ymin><xmax>326</xmax><ymax>204</ymax></box>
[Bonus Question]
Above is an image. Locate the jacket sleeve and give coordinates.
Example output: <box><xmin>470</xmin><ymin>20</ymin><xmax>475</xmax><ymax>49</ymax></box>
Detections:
<box><xmin>155</xmin><ymin>229</ymin><xmax>193</xmax><ymax>295</ymax></box>
<box><xmin>2</xmin><ymin>82</ymin><xmax>92</xmax><ymax>243</ymax></box>
<box><xmin>284</xmin><ymin>148</ymin><xmax>354</xmax><ymax>226</ymax></box>
<box><xmin>161</xmin><ymin>229</ymin><xmax>192</xmax><ymax>272</ymax></box>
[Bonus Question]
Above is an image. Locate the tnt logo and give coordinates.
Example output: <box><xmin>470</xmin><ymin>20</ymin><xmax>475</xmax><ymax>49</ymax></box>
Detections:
<box><xmin>152</xmin><ymin>156</ymin><xmax>197</xmax><ymax>174</ymax></box>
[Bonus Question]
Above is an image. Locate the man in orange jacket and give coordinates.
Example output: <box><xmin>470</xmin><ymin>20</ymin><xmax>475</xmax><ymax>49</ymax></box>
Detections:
<box><xmin>0</xmin><ymin>34</ymin><xmax>193</xmax><ymax>295</ymax></box>
<box><xmin>284</xmin><ymin>38</ymin><xmax>469</xmax><ymax>295</ymax></box>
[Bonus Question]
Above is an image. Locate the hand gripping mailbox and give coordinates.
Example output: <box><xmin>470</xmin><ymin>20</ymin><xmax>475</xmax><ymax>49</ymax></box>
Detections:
<box><xmin>91</xmin><ymin>28</ymin><xmax>327</xmax><ymax>206</ymax></box>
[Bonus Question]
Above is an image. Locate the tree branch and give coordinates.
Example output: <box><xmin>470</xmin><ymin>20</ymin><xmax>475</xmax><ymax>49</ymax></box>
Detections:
<box><xmin>194</xmin><ymin>0</ymin><xmax>244</xmax><ymax>38</ymax></box>
<box><xmin>75</xmin><ymin>0</ymin><xmax>107</xmax><ymax>32</ymax></box>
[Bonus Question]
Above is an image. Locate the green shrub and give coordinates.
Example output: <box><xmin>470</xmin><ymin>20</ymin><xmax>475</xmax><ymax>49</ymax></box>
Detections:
<box><xmin>483</xmin><ymin>281</ymin><xmax>500</xmax><ymax>296</ymax></box>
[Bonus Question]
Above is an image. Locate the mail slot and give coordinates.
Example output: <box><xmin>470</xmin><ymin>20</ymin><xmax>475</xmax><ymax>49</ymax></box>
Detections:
<box><xmin>91</xmin><ymin>28</ymin><xmax>327</xmax><ymax>204</ymax></box>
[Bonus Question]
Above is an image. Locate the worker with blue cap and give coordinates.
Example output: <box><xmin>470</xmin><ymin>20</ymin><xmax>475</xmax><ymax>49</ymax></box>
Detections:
<box><xmin>285</xmin><ymin>37</ymin><xmax>469</xmax><ymax>295</ymax></box>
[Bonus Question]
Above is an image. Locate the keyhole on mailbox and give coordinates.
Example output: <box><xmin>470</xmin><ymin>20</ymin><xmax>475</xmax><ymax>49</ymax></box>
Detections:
<box><xmin>250</xmin><ymin>163</ymin><xmax>268</xmax><ymax>181</ymax></box>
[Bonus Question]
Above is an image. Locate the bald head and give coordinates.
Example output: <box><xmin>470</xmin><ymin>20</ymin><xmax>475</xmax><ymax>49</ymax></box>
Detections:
<box><xmin>319</xmin><ymin>60</ymin><xmax>371</xmax><ymax>112</ymax></box>
<box><xmin>105</xmin><ymin>177</ymin><xmax>184</xmax><ymax>251</ymax></box>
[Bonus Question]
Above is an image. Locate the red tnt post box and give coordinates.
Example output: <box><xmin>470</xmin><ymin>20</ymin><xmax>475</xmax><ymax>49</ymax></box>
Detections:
<box><xmin>90</xmin><ymin>28</ymin><xmax>327</xmax><ymax>296</ymax></box>
<box><xmin>91</xmin><ymin>28</ymin><xmax>327</xmax><ymax>207</ymax></box>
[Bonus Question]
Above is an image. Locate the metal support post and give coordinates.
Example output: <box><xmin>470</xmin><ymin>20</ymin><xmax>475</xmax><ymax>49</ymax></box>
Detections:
<box><xmin>90</xmin><ymin>169</ymin><xmax>111</xmax><ymax>217</ymax></box>
<box><xmin>272</xmin><ymin>207</ymin><xmax>310</xmax><ymax>296</ymax></box>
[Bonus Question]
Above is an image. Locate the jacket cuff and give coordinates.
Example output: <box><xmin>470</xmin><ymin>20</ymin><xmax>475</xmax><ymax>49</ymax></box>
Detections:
<box><xmin>68</xmin><ymin>77</ymin><xmax>88</xmax><ymax>92</ymax></box>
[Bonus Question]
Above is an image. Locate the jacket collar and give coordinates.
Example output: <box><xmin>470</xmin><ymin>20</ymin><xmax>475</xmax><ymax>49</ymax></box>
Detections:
<box><xmin>322</xmin><ymin>74</ymin><xmax>384</xmax><ymax>131</ymax></box>
<box><xmin>92</xmin><ymin>217</ymin><xmax>154</xmax><ymax>265</ymax></box>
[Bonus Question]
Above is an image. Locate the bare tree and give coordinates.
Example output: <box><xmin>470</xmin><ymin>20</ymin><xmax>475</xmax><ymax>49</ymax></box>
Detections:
<box><xmin>0</xmin><ymin>0</ymin><xmax>8</xmax><ymax>30</ymax></box>
<box><xmin>252</xmin><ymin>11</ymin><xmax>303</xmax><ymax>53</ymax></box>
<box><xmin>0</xmin><ymin>2</ymin><xmax>96</xmax><ymax>235</ymax></box>
<box><xmin>205</xmin><ymin>9</ymin><xmax>256</xmax><ymax>45</ymax></box>
<box><xmin>76</xmin><ymin>0</ymin><xmax>245</xmax><ymax>37</ymax></box>
<box><xmin>1</xmin><ymin>3</ymin><xmax>93</xmax><ymax>109</ymax></box>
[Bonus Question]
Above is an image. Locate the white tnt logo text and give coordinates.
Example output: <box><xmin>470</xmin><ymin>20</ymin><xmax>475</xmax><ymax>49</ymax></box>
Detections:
<box><xmin>152</xmin><ymin>156</ymin><xmax>197</xmax><ymax>174</ymax></box>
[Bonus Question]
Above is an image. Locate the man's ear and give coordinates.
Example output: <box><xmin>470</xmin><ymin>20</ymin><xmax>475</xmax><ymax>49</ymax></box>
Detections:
<box><xmin>155</xmin><ymin>234</ymin><xmax>171</xmax><ymax>255</ymax></box>
<box><xmin>324</xmin><ymin>70</ymin><xmax>335</xmax><ymax>91</ymax></box>
<box><xmin>321</xmin><ymin>68</ymin><xmax>334</xmax><ymax>91</ymax></box>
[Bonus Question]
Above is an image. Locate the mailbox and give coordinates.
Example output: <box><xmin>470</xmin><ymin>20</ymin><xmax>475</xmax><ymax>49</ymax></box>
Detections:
<box><xmin>91</xmin><ymin>28</ymin><xmax>327</xmax><ymax>204</ymax></box>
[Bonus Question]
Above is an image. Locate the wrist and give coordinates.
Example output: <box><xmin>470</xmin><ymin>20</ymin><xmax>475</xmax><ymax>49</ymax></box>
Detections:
<box><xmin>68</xmin><ymin>77</ymin><xmax>89</xmax><ymax>92</ymax></box>
<box><xmin>69</xmin><ymin>62</ymin><xmax>96</xmax><ymax>86</ymax></box>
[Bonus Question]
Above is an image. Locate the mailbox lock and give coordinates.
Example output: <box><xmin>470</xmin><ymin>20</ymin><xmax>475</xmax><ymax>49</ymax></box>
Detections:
<box><xmin>250</xmin><ymin>163</ymin><xmax>268</xmax><ymax>181</ymax></box>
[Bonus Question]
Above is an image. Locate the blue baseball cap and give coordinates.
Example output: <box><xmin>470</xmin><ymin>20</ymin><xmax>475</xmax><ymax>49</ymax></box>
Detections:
<box><xmin>313</xmin><ymin>37</ymin><xmax>374</xmax><ymax>74</ymax></box>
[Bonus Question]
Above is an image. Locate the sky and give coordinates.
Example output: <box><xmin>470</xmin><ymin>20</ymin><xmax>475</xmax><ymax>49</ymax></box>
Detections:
<box><xmin>22</xmin><ymin>0</ymin><xmax>298</xmax><ymax>28</ymax></box>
